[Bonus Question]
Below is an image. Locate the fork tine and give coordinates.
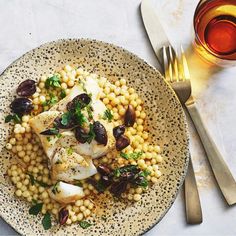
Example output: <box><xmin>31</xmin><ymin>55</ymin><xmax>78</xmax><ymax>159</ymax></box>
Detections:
<box><xmin>162</xmin><ymin>46</ymin><xmax>172</xmax><ymax>82</ymax></box>
<box><xmin>173</xmin><ymin>47</ymin><xmax>179</xmax><ymax>82</ymax></box>
<box><xmin>168</xmin><ymin>46</ymin><xmax>177</xmax><ymax>82</ymax></box>
<box><xmin>180</xmin><ymin>45</ymin><xmax>190</xmax><ymax>80</ymax></box>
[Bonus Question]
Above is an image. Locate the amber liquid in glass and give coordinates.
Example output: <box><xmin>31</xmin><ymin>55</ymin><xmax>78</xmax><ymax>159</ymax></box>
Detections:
<box><xmin>194</xmin><ymin>0</ymin><xmax>236</xmax><ymax>65</ymax></box>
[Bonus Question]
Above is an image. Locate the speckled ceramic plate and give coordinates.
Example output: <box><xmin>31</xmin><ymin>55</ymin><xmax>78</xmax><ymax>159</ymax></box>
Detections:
<box><xmin>0</xmin><ymin>39</ymin><xmax>189</xmax><ymax>236</ymax></box>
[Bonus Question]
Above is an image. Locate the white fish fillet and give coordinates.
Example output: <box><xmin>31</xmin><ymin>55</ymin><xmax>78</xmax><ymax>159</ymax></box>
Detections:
<box><xmin>29</xmin><ymin>77</ymin><xmax>115</xmax><ymax>183</ymax></box>
<box><xmin>51</xmin><ymin>147</ymin><xmax>97</xmax><ymax>181</ymax></box>
<box><xmin>48</xmin><ymin>181</ymin><xmax>84</xmax><ymax>204</ymax></box>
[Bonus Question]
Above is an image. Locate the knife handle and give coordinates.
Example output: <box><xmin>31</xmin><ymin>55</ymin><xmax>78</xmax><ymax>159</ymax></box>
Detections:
<box><xmin>186</xmin><ymin>102</ymin><xmax>236</xmax><ymax>205</ymax></box>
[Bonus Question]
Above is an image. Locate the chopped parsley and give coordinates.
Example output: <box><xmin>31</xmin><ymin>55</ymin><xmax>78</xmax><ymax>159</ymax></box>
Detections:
<box><xmin>74</xmin><ymin>102</ymin><xmax>88</xmax><ymax>125</ymax></box>
<box><xmin>60</xmin><ymin>89</ymin><xmax>66</xmax><ymax>99</ymax></box>
<box><xmin>56</xmin><ymin>133</ymin><xmax>62</xmax><ymax>138</ymax></box>
<box><xmin>102</xmin><ymin>109</ymin><xmax>113</xmax><ymax>122</ymax></box>
<box><xmin>120</xmin><ymin>151</ymin><xmax>143</xmax><ymax>160</ymax></box>
<box><xmin>140</xmin><ymin>169</ymin><xmax>151</xmax><ymax>177</ymax></box>
<box><xmin>61</xmin><ymin>111</ymin><xmax>72</xmax><ymax>126</ymax></box>
<box><xmin>80</xmin><ymin>123</ymin><xmax>95</xmax><ymax>144</ymax></box>
<box><xmin>46</xmin><ymin>137</ymin><xmax>51</xmax><ymax>142</ymax></box>
<box><xmin>86</xmin><ymin>105</ymin><xmax>93</xmax><ymax>119</ymax></box>
<box><xmin>42</xmin><ymin>94</ymin><xmax>58</xmax><ymax>108</ymax></box>
<box><xmin>28</xmin><ymin>173</ymin><xmax>50</xmax><ymax>187</ymax></box>
<box><xmin>5</xmin><ymin>114</ymin><xmax>21</xmax><ymax>124</ymax></box>
<box><xmin>74</xmin><ymin>180</ymin><xmax>82</xmax><ymax>187</ymax></box>
<box><xmin>40</xmin><ymin>127</ymin><xmax>59</xmax><ymax>135</ymax></box>
<box><xmin>29</xmin><ymin>202</ymin><xmax>43</xmax><ymax>215</ymax></box>
<box><xmin>51</xmin><ymin>182</ymin><xmax>60</xmax><ymax>194</ymax></box>
<box><xmin>79</xmin><ymin>220</ymin><xmax>92</xmax><ymax>229</ymax></box>
<box><xmin>42</xmin><ymin>212</ymin><xmax>52</xmax><ymax>230</ymax></box>
<box><xmin>113</xmin><ymin>165</ymin><xmax>139</xmax><ymax>177</ymax></box>
<box><xmin>45</xmin><ymin>75</ymin><xmax>61</xmax><ymax>89</ymax></box>
<box><xmin>67</xmin><ymin>147</ymin><xmax>74</xmax><ymax>155</ymax></box>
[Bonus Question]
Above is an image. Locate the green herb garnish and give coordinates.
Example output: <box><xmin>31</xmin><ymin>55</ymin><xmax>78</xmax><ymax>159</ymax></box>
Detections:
<box><xmin>46</xmin><ymin>137</ymin><xmax>51</xmax><ymax>142</ymax></box>
<box><xmin>102</xmin><ymin>109</ymin><xmax>113</xmax><ymax>122</ymax></box>
<box><xmin>32</xmin><ymin>199</ymin><xmax>38</xmax><ymax>205</ymax></box>
<box><xmin>141</xmin><ymin>169</ymin><xmax>151</xmax><ymax>177</ymax></box>
<box><xmin>61</xmin><ymin>111</ymin><xmax>72</xmax><ymax>126</ymax></box>
<box><xmin>74</xmin><ymin>102</ymin><xmax>88</xmax><ymax>125</ymax></box>
<box><xmin>120</xmin><ymin>152</ymin><xmax>143</xmax><ymax>160</ymax></box>
<box><xmin>5</xmin><ymin>114</ymin><xmax>21</xmax><ymax>124</ymax></box>
<box><xmin>56</xmin><ymin>133</ymin><xmax>62</xmax><ymax>138</ymax></box>
<box><xmin>74</xmin><ymin>180</ymin><xmax>82</xmax><ymax>187</ymax></box>
<box><xmin>86</xmin><ymin>105</ymin><xmax>93</xmax><ymax>119</ymax></box>
<box><xmin>45</xmin><ymin>75</ymin><xmax>61</xmax><ymax>89</ymax></box>
<box><xmin>60</xmin><ymin>89</ymin><xmax>66</xmax><ymax>99</ymax></box>
<box><xmin>42</xmin><ymin>212</ymin><xmax>52</xmax><ymax>230</ymax></box>
<box><xmin>28</xmin><ymin>174</ymin><xmax>50</xmax><ymax>187</ymax></box>
<box><xmin>67</xmin><ymin>147</ymin><xmax>74</xmax><ymax>155</ymax></box>
<box><xmin>51</xmin><ymin>182</ymin><xmax>60</xmax><ymax>194</ymax></box>
<box><xmin>42</xmin><ymin>94</ymin><xmax>58</xmax><ymax>109</ymax></box>
<box><xmin>29</xmin><ymin>174</ymin><xmax>35</xmax><ymax>185</ymax></box>
<box><xmin>40</xmin><ymin>127</ymin><xmax>59</xmax><ymax>135</ymax></box>
<box><xmin>114</xmin><ymin>165</ymin><xmax>139</xmax><ymax>177</ymax></box>
<box><xmin>29</xmin><ymin>202</ymin><xmax>43</xmax><ymax>215</ymax></box>
<box><xmin>80</xmin><ymin>123</ymin><xmax>95</xmax><ymax>144</ymax></box>
<box><xmin>96</xmin><ymin>180</ymin><xmax>106</xmax><ymax>193</ymax></box>
<box><xmin>79</xmin><ymin>220</ymin><xmax>92</xmax><ymax>229</ymax></box>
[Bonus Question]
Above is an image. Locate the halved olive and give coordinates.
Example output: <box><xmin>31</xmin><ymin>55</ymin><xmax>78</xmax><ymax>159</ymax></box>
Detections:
<box><xmin>58</xmin><ymin>208</ymin><xmax>69</xmax><ymax>225</ymax></box>
<box><xmin>10</xmin><ymin>98</ymin><xmax>33</xmax><ymax>115</ymax></box>
<box><xmin>110</xmin><ymin>181</ymin><xmax>128</xmax><ymax>197</ymax></box>
<box><xmin>16</xmin><ymin>79</ymin><xmax>36</xmax><ymax>97</ymax></box>
<box><xmin>54</xmin><ymin>116</ymin><xmax>75</xmax><ymax>129</ymax></box>
<box><xmin>113</xmin><ymin>125</ymin><xmax>125</xmax><ymax>139</ymax></box>
<box><xmin>93</xmin><ymin>121</ymin><xmax>108</xmax><ymax>145</ymax></box>
<box><xmin>40</xmin><ymin>128</ymin><xmax>59</xmax><ymax>135</ymax></box>
<box><xmin>97</xmin><ymin>165</ymin><xmax>111</xmax><ymax>176</ymax></box>
<box><xmin>115</xmin><ymin>135</ymin><xmax>130</xmax><ymax>151</ymax></box>
<box><xmin>124</xmin><ymin>105</ymin><xmax>136</xmax><ymax>127</ymax></box>
<box><xmin>75</xmin><ymin>126</ymin><xmax>88</xmax><ymax>143</ymax></box>
<box><xmin>67</xmin><ymin>93</ymin><xmax>91</xmax><ymax>111</ymax></box>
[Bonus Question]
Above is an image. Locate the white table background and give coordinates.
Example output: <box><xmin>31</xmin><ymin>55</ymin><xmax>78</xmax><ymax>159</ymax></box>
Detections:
<box><xmin>0</xmin><ymin>0</ymin><xmax>235</xmax><ymax>235</ymax></box>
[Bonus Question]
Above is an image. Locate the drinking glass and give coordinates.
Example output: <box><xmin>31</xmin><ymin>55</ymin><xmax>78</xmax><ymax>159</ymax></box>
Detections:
<box><xmin>193</xmin><ymin>0</ymin><xmax>236</xmax><ymax>66</ymax></box>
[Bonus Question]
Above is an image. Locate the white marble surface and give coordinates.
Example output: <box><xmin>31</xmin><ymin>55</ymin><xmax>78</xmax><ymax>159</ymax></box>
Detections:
<box><xmin>0</xmin><ymin>0</ymin><xmax>236</xmax><ymax>235</ymax></box>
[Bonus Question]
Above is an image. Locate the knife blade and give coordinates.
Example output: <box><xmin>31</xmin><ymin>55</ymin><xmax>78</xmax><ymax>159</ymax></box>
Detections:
<box><xmin>140</xmin><ymin>0</ymin><xmax>171</xmax><ymax>68</ymax></box>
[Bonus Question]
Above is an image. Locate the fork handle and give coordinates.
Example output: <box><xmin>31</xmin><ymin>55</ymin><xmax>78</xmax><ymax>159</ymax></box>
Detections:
<box><xmin>184</xmin><ymin>157</ymin><xmax>202</xmax><ymax>224</ymax></box>
<box><xmin>186</xmin><ymin>102</ymin><xmax>236</xmax><ymax>205</ymax></box>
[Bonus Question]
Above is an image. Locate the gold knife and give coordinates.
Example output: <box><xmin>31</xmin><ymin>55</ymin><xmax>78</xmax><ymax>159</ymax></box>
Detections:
<box><xmin>140</xmin><ymin>0</ymin><xmax>202</xmax><ymax>224</ymax></box>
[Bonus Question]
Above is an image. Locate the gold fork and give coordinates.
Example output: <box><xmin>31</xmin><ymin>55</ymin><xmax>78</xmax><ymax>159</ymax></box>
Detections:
<box><xmin>163</xmin><ymin>46</ymin><xmax>236</xmax><ymax>207</ymax></box>
<box><xmin>163</xmin><ymin>46</ymin><xmax>202</xmax><ymax>224</ymax></box>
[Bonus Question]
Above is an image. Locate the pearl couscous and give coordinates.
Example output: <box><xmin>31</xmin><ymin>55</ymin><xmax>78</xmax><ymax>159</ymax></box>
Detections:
<box><xmin>5</xmin><ymin>65</ymin><xmax>163</xmax><ymax>230</ymax></box>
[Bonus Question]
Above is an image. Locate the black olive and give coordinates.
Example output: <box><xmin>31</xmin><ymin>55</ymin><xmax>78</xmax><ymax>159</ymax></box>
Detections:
<box><xmin>54</xmin><ymin>116</ymin><xmax>75</xmax><ymax>129</ymax></box>
<box><xmin>58</xmin><ymin>208</ymin><xmax>69</xmax><ymax>225</ymax></box>
<box><xmin>16</xmin><ymin>79</ymin><xmax>36</xmax><ymax>97</ymax></box>
<box><xmin>115</xmin><ymin>135</ymin><xmax>130</xmax><ymax>151</ymax></box>
<box><xmin>113</xmin><ymin>125</ymin><xmax>125</xmax><ymax>139</ymax></box>
<box><xmin>67</xmin><ymin>93</ymin><xmax>91</xmax><ymax>111</ymax></box>
<box><xmin>100</xmin><ymin>175</ymin><xmax>112</xmax><ymax>187</ymax></box>
<box><xmin>97</xmin><ymin>165</ymin><xmax>112</xmax><ymax>175</ymax></box>
<box><xmin>40</xmin><ymin>128</ymin><xmax>59</xmax><ymax>135</ymax></box>
<box><xmin>124</xmin><ymin>105</ymin><xmax>136</xmax><ymax>127</ymax></box>
<box><xmin>120</xmin><ymin>172</ymin><xmax>135</xmax><ymax>181</ymax></box>
<box><xmin>131</xmin><ymin>175</ymin><xmax>147</xmax><ymax>187</ymax></box>
<box><xmin>110</xmin><ymin>181</ymin><xmax>128</xmax><ymax>197</ymax></box>
<box><xmin>75</xmin><ymin>127</ymin><xmax>88</xmax><ymax>143</ymax></box>
<box><xmin>10</xmin><ymin>98</ymin><xmax>33</xmax><ymax>115</ymax></box>
<box><xmin>93</xmin><ymin>121</ymin><xmax>108</xmax><ymax>145</ymax></box>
